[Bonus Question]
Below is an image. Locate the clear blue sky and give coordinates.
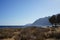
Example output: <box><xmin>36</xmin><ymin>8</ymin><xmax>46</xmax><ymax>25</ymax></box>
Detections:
<box><xmin>0</xmin><ymin>0</ymin><xmax>60</xmax><ymax>25</ymax></box>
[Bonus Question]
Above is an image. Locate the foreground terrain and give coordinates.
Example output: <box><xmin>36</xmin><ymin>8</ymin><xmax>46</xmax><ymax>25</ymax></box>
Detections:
<box><xmin>0</xmin><ymin>26</ymin><xmax>60</xmax><ymax>40</ymax></box>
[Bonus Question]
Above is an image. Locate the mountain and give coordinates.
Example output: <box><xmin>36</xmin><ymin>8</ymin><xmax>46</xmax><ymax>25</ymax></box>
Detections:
<box><xmin>32</xmin><ymin>17</ymin><xmax>52</xmax><ymax>26</ymax></box>
<box><xmin>24</xmin><ymin>24</ymin><xmax>32</xmax><ymax>26</ymax></box>
<box><xmin>24</xmin><ymin>16</ymin><xmax>52</xmax><ymax>27</ymax></box>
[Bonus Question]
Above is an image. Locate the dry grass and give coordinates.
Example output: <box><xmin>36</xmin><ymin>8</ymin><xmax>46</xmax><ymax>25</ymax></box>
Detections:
<box><xmin>0</xmin><ymin>26</ymin><xmax>60</xmax><ymax>40</ymax></box>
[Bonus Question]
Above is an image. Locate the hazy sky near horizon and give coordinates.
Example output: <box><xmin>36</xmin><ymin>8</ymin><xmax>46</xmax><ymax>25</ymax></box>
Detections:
<box><xmin>0</xmin><ymin>0</ymin><xmax>60</xmax><ymax>25</ymax></box>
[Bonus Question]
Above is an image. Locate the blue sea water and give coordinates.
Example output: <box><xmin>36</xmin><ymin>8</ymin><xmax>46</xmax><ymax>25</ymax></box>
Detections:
<box><xmin>0</xmin><ymin>26</ymin><xmax>24</xmax><ymax>28</ymax></box>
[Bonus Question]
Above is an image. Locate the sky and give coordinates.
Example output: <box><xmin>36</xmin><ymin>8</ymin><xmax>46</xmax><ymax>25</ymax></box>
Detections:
<box><xmin>0</xmin><ymin>0</ymin><xmax>60</xmax><ymax>25</ymax></box>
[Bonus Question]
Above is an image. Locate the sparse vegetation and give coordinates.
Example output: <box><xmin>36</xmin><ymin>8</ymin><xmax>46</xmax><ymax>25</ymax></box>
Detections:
<box><xmin>0</xmin><ymin>28</ymin><xmax>21</xmax><ymax>39</ymax></box>
<box><xmin>0</xmin><ymin>26</ymin><xmax>60</xmax><ymax>40</ymax></box>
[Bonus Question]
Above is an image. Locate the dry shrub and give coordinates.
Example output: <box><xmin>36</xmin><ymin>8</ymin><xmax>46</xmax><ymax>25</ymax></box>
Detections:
<box><xmin>49</xmin><ymin>32</ymin><xmax>60</xmax><ymax>39</ymax></box>
<box><xmin>14</xmin><ymin>27</ymin><xmax>50</xmax><ymax>40</ymax></box>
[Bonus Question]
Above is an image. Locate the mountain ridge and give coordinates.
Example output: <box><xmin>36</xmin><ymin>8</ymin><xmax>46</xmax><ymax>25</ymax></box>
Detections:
<box><xmin>25</xmin><ymin>16</ymin><xmax>52</xmax><ymax>27</ymax></box>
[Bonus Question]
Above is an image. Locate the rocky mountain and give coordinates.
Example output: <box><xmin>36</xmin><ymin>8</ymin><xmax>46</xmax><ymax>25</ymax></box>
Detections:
<box><xmin>32</xmin><ymin>17</ymin><xmax>52</xmax><ymax>26</ymax></box>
